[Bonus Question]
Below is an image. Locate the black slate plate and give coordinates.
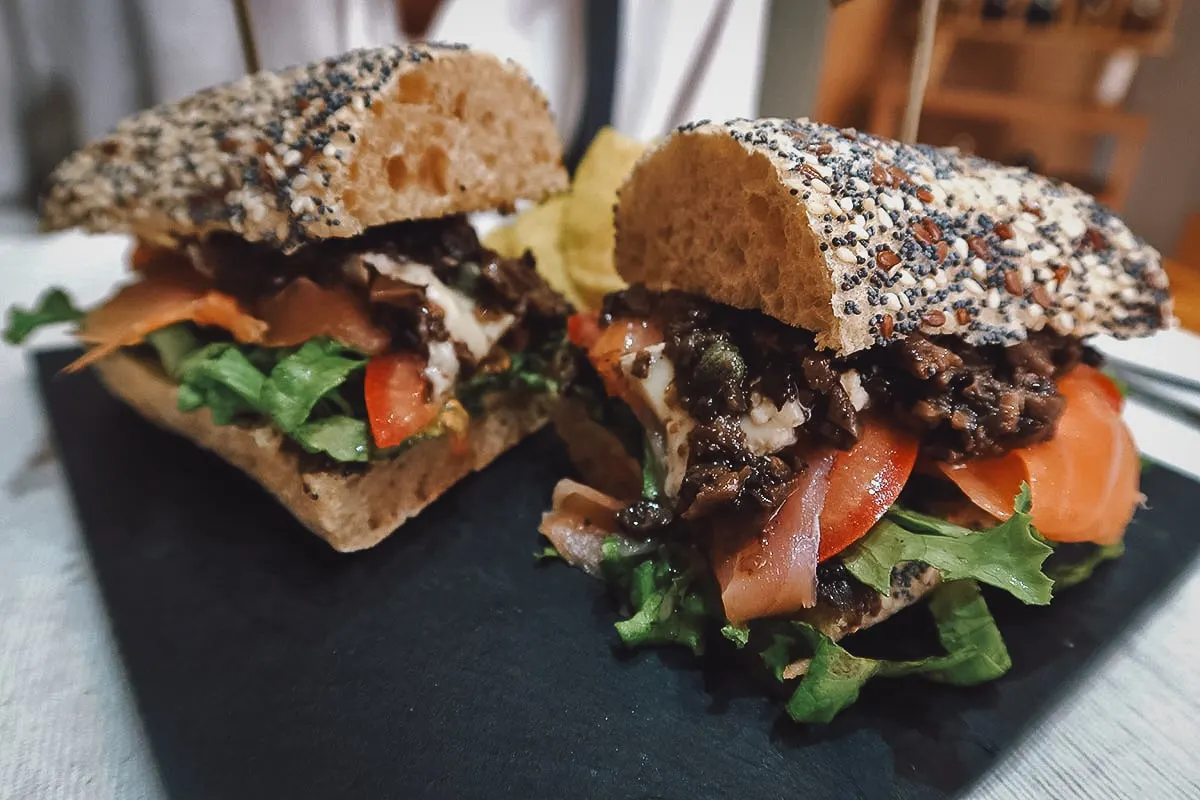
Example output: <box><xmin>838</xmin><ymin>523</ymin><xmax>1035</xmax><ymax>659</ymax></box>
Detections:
<box><xmin>36</xmin><ymin>348</ymin><xmax>1200</xmax><ymax>800</ymax></box>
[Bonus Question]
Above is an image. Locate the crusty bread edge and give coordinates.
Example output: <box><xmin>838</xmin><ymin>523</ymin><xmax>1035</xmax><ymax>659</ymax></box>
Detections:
<box><xmin>42</xmin><ymin>44</ymin><xmax>569</xmax><ymax>252</ymax></box>
<box><xmin>549</xmin><ymin>396</ymin><xmax>642</xmax><ymax>501</ymax></box>
<box><xmin>94</xmin><ymin>352</ymin><xmax>552</xmax><ymax>551</ymax></box>
<box><xmin>615</xmin><ymin>118</ymin><xmax>1173</xmax><ymax>356</ymax></box>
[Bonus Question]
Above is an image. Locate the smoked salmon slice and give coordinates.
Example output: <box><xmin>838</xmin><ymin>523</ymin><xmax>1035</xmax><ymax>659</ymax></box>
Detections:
<box><xmin>68</xmin><ymin>271</ymin><xmax>267</xmax><ymax>371</ymax></box>
<box><xmin>940</xmin><ymin>365</ymin><xmax>1140</xmax><ymax>545</ymax></box>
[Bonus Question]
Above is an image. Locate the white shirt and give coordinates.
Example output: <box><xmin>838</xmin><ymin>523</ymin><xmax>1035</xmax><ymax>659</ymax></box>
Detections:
<box><xmin>0</xmin><ymin>0</ymin><xmax>769</xmax><ymax>201</ymax></box>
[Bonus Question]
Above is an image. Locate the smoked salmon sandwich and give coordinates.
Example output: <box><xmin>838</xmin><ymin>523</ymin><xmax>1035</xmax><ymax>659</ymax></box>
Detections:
<box><xmin>540</xmin><ymin>118</ymin><xmax>1174</xmax><ymax>723</ymax></box>
<box><xmin>6</xmin><ymin>44</ymin><xmax>573</xmax><ymax>551</ymax></box>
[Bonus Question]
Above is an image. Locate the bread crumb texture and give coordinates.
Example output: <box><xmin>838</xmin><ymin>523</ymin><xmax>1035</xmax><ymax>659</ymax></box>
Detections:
<box><xmin>615</xmin><ymin>118</ymin><xmax>1173</xmax><ymax>355</ymax></box>
<box><xmin>42</xmin><ymin>43</ymin><xmax>568</xmax><ymax>252</ymax></box>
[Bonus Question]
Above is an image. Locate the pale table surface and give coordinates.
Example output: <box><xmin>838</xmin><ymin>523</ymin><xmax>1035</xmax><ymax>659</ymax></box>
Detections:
<box><xmin>2</xmin><ymin>224</ymin><xmax>1199</xmax><ymax>800</ymax></box>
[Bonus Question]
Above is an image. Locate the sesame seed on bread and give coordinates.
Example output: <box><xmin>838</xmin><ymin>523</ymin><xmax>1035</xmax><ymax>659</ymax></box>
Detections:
<box><xmin>41</xmin><ymin>43</ymin><xmax>569</xmax><ymax>253</ymax></box>
<box><xmin>614</xmin><ymin>118</ymin><xmax>1174</xmax><ymax>356</ymax></box>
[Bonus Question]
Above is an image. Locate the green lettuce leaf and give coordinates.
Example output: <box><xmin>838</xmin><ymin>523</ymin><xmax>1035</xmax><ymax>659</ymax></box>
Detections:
<box><xmin>146</xmin><ymin>325</ymin><xmax>199</xmax><ymax>379</ymax></box>
<box><xmin>720</xmin><ymin>624</ymin><xmax>751</xmax><ymax>649</ymax></box>
<box><xmin>291</xmin><ymin>416</ymin><xmax>370</xmax><ymax>462</ymax></box>
<box><xmin>601</xmin><ymin>539</ymin><xmax>713</xmax><ymax>655</ymax></box>
<box><xmin>165</xmin><ymin>332</ymin><xmax>532</xmax><ymax>463</ymax></box>
<box><xmin>766</xmin><ymin>580</ymin><xmax>1010</xmax><ymax>723</ymax></box>
<box><xmin>771</xmin><ymin>626</ymin><xmax>884</xmax><ymax>723</ymax></box>
<box><xmin>166</xmin><ymin>335</ymin><xmax>369</xmax><ymax>462</ymax></box>
<box><xmin>1044</xmin><ymin>542</ymin><xmax>1125</xmax><ymax>590</ymax></box>
<box><xmin>4</xmin><ymin>288</ymin><xmax>85</xmax><ymax>344</ymax></box>
<box><xmin>923</xmin><ymin>580</ymin><xmax>1012</xmax><ymax>685</ymax></box>
<box><xmin>641</xmin><ymin>436</ymin><xmax>664</xmax><ymax>501</ymax></box>
<box><xmin>842</xmin><ymin>484</ymin><xmax>1054</xmax><ymax>606</ymax></box>
<box><xmin>176</xmin><ymin>344</ymin><xmax>267</xmax><ymax>425</ymax></box>
<box><xmin>260</xmin><ymin>339</ymin><xmax>366</xmax><ymax>432</ymax></box>
<box><xmin>458</xmin><ymin>339</ymin><xmax>564</xmax><ymax>415</ymax></box>
<box><xmin>534</xmin><ymin>545</ymin><xmax>562</xmax><ymax>563</ymax></box>
<box><xmin>576</xmin><ymin>496</ymin><xmax>1023</xmax><ymax>722</ymax></box>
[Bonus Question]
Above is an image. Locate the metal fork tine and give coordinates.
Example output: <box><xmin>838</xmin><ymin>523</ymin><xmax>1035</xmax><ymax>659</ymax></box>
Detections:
<box><xmin>1121</xmin><ymin>381</ymin><xmax>1200</xmax><ymax>429</ymax></box>
<box><xmin>1105</xmin><ymin>357</ymin><xmax>1200</xmax><ymax>396</ymax></box>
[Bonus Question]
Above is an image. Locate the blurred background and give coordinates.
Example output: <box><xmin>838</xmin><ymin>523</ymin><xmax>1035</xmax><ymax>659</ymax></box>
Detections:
<box><xmin>1</xmin><ymin>0</ymin><xmax>1197</xmax><ymax>327</ymax></box>
<box><xmin>761</xmin><ymin>0</ymin><xmax>1199</xmax><ymax>332</ymax></box>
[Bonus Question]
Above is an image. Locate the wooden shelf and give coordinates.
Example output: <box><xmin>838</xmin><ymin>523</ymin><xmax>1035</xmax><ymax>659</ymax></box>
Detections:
<box><xmin>938</xmin><ymin>0</ymin><xmax>1182</xmax><ymax>52</ymax></box>
<box><xmin>828</xmin><ymin>0</ymin><xmax>1180</xmax><ymax>214</ymax></box>
<box><xmin>939</xmin><ymin>17</ymin><xmax>1174</xmax><ymax>55</ymax></box>
<box><xmin>1165</xmin><ymin>259</ymin><xmax>1200</xmax><ymax>333</ymax></box>
<box><xmin>1168</xmin><ymin>214</ymin><xmax>1200</xmax><ymax>332</ymax></box>
<box><xmin>873</xmin><ymin>84</ymin><xmax>1150</xmax><ymax>136</ymax></box>
<box><xmin>869</xmin><ymin>84</ymin><xmax>1150</xmax><ymax>209</ymax></box>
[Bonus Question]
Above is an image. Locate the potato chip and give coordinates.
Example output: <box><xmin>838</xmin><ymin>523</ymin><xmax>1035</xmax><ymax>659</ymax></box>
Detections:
<box><xmin>560</xmin><ymin>128</ymin><xmax>648</xmax><ymax>309</ymax></box>
<box><xmin>569</xmin><ymin>267</ymin><xmax>628</xmax><ymax>315</ymax></box>
<box><xmin>481</xmin><ymin>217</ymin><xmax>518</xmax><ymax>259</ymax></box>
<box><xmin>484</xmin><ymin>127</ymin><xmax>649</xmax><ymax>312</ymax></box>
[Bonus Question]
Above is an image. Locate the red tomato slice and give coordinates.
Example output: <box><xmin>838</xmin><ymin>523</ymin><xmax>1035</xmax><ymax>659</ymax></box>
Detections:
<box><xmin>1091</xmin><ymin>369</ymin><xmax>1125</xmax><ymax>412</ymax></box>
<box><xmin>364</xmin><ymin>353</ymin><xmax>441</xmax><ymax>449</ymax></box>
<box><xmin>588</xmin><ymin>317</ymin><xmax>663</xmax><ymax>362</ymax></box>
<box><xmin>939</xmin><ymin>365</ymin><xmax>1139</xmax><ymax>545</ymax></box>
<box><xmin>586</xmin><ymin>318</ymin><xmax>664</xmax><ymax>400</ymax></box>
<box><xmin>567</xmin><ymin>311</ymin><xmax>603</xmax><ymax>350</ymax></box>
<box><xmin>818</xmin><ymin>418</ymin><xmax>919</xmax><ymax>560</ymax></box>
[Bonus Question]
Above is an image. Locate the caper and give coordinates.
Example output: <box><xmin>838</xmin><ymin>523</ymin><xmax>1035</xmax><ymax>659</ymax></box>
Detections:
<box><xmin>695</xmin><ymin>337</ymin><xmax>746</xmax><ymax>389</ymax></box>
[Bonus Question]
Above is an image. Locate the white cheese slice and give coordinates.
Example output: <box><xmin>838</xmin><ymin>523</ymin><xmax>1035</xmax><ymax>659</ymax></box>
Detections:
<box><xmin>363</xmin><ymin>254</ymin><xmax>516</xmax><ymax>361</ymax></box>
<box><xmin>424</xmin><ymin>340</ymin><xmax>460</xmax><ymax>400</ymax></box>
<box><xmin>619</xmin><ymin>344</ymin><xmax>694</xmax><ymax>498</ymax></box>
<box><xmin>741</xmin><ymin>392</ymin><xmax>809</xmax><ymax>456</ymax></box>
<box><xmin>613</xmin><ymin>347</ymin><xmax>872</xmax><ymax>498</ymax></box>
<box><xmin>840</xmin><ymin>369</ymin><xmax>870</xmax><ymax>411</ymax></box>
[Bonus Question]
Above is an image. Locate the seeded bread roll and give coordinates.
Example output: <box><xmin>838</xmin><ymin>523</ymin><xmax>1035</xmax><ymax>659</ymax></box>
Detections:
<box><xmin>614</xmin><ymin>118</ymin><xmax>1173</xmax><ymax>356</ymax></box>
<box><xmin>41</xmin><ymin>44</ymin><xmax>568</xmax><ymax>253</ymax></box>
<box><xmin>95</xmin><ymin>352</ymin><xmax>553</xmax><ymax>552</ymax></box>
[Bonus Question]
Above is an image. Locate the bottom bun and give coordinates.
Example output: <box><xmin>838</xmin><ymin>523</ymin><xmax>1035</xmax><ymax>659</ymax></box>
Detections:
<box><xmin>799</xmin><ymin>501</ymin><xmax>1000</xmax><ymax>640</ymax></box>
<box><xmin>95</xmin><ymin>353</ymin><xmax>553</xmax><ymax>552</ymax></box>
<box><xmin>550</xmin><ymin>396</ymin><xmax>642</xmax><ymax>501</ymax></box>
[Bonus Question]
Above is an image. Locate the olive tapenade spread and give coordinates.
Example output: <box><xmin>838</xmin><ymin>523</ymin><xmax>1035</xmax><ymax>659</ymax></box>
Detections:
<box><xmin>190</xmin><ymin>214</ymin><xmax>570</xmax><ymax>369</ymax></box>
<box><xmin>601</xmin><ymin>285</ymin><xmax>1098</xmax><ymax>533</ymax></box>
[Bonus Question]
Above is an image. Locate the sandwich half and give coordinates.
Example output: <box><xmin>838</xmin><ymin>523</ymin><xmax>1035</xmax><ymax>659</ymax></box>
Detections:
<box><xmin>540</xmin><ymin>118</ymin><xmax>1174</xmax><ymax>722</ymax></box>
<box><xmin>9</xmin><ymin>43</ymin><xmax>573</xmax><ymax>551</ymax></box>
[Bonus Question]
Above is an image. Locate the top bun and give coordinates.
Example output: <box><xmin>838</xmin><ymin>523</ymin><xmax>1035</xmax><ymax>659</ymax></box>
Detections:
<box><xmin>41</xmin><ymin>43</ymin><xmax>568</xmax><ymax>253</ymax></box>
<box><xmin>614</xmin><ymin>118</ymin><xmax>1173</xmax><ymax>355</ymax></box>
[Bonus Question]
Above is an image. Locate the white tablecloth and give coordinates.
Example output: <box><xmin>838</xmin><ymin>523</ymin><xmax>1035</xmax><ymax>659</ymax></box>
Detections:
<box><xmin>2</xmin><ymin>224</ymin><xmax>1199</xmax><ymax>799</ymax></box>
